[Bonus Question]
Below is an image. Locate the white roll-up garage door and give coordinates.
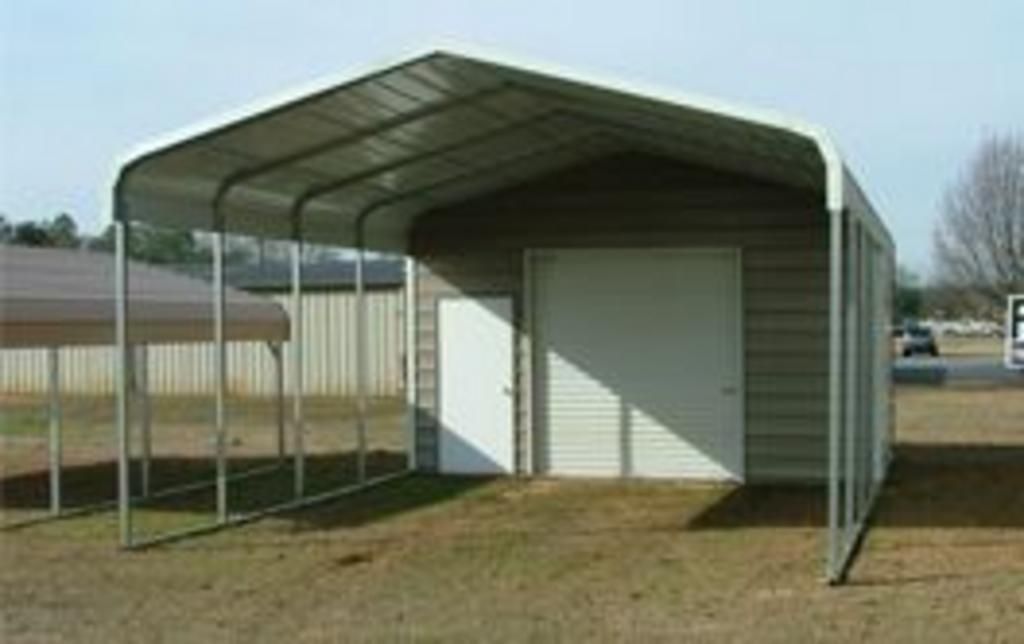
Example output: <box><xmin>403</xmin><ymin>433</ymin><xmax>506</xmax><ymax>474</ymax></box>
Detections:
<box><xmin>533</xmin><ymin>248</ymin><xmax>744</xmax><ymax>481</ymax></box>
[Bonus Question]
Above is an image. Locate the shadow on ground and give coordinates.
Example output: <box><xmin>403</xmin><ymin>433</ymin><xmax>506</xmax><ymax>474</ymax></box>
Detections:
<box><xmin>280</xmin><ymin>474</ymin><xmax>495</xmax><ymax>531</ymax></box>
<box><xmin>6</xmin><ymin>443</ymin><xmax>1024</xmax><ymax>537</ymax></box>
<box><xmin>685</xmin><ymin>485</ymin><xmax>825</xmax><ymax>530</ymax></box>
<box><xmin>875</xmin><ymin>444</ymin><xmax>1024</xmax><ymax>529</ymax></box>
<box><xmin>2</xmin><ymin>451</ymin><xmax>495</xmax><ymax>535</ymax></box>
<box><xmin>685</xmin><ymin>443</ymin><xmax>1024</xmax><ymax>531</ymax></box>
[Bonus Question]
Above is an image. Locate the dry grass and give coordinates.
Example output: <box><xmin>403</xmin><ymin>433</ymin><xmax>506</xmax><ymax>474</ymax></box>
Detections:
<box><xmin>850</xmin><ymin>383</ymin><xmax>1024</xmax><ymax>641</ymax></box>
<box><xmin>937</xmin><ymin>336</ymin><xmax>1004</xmax><ymax>357</ymax></box>
<box><xmin>895</xmin><ymin>384</ymin><xmax>1024</xmax><ymax>445</ymax></box>
<box><xmin>2</xmin><ymin>387</ymin><xmax>1024</xmax><ymax>642</ymax></box>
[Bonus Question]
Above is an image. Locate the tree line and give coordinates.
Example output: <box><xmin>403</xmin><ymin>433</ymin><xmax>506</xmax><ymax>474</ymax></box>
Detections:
<box><xmin>0</xmin><ymin>214</ymin><xmax>310</xmax><ymax>266</ymax></box>
<box><xmin>0</xmin><ymin>213</ymin><xmax>220</xmax><ymax>264</ymax></box>
<box><xmin>898</xmin><ymin>132</ymin><xmax>1023</xmax><ymax>321</ymax></box>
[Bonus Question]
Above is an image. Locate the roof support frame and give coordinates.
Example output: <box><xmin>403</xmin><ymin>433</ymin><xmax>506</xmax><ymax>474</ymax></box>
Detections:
<box><xmin>208</xmin><ymin>83</ymin><xmax>513</xmax><ymax>217</ymax></box>
<box><xmin>47</xmin><ymin>346</ymin><xmax>62</xmax><ymax>516</ymax></box>
<box><xmin>135</xmin><ymin>345</ymin><xmax>153</xmax><ymax>498</ymax></box>
<box><xmin>117</xmin><ymin>53</ymin><xmax>464</xmax><ymax>171</ymax></box>
<box><xmin>826</xmin><ymin>203</ymin><xmax>844</xmax><ymax>582</ymax></box>
<box><xmin>114</xmin><ymin>220</ymin><xmax>132</xmax><ymax>547</ymax></box>
<box><xmin>294</xmin><ymin>86</ymin><xmax>476</xmax><ymax>173</ymax></box>
<box><xmin>825</xmin><ymin>196</ymin><xmax>891</xmax><ymax>585</ymax></box>
<box><xmin>212</xmin><ymin>225</ymin><xmax>229</xmax><ymax>524</ymax></box>
<box><xmin>516</xmin><ymin>82</ymin><xmax>813</xmax><ymax>167</ymax></box>
<box><xmin>405</xmin><ymin>70</ymin><xmax>599</xmax><ymax>152</ymax></box>
<box><xmin>290</xmin><ymin>215</ymin><xmax>306</xmax><ymax>497</ymax></box>
<box><xmin>571</xmin><ymin>112</ymin><xmax>821</xmax><ymax>188</ymax></box>
<box><xmin>289</xmin><ymin>109</ymin><xmax>567</xmax><ymax>220</ymax></box>
<box><xmin>297</xmin><ymin>78</ymin><xmax>559</xmax><ymax>164</ymax></box>
<box><xmin>345</xmin><ymin>131</ymin><xmax>614</xmax><ymax>243</ymax></box>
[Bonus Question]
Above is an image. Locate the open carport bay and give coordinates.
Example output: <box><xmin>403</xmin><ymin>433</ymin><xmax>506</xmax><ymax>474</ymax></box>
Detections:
<box><xmin>2</xmin><ymin>381</ymin><xmax>1023</xmax><ymax>641</ymax></box>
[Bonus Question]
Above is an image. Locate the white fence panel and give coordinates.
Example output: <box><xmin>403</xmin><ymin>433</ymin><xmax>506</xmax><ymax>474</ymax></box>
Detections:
<box><xmin>0</xmin><ymin>290</ymin><xmax>404</xmax><ymax>397</ymax></box>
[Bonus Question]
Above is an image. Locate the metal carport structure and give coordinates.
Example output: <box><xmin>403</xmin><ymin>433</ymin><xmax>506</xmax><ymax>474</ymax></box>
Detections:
<box><xmin>111</xmin><ymin>47</ymin><xmax>894</xmax><ymax>583</ymax></box>
<box><xmin>0</xmin><ymin>244</ymin><xmax>289</xmax><ymax>530</ymax></box>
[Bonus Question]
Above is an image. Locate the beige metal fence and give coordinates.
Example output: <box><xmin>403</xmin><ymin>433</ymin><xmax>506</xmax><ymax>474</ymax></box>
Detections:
<box><xmin>1</xmin><ymin>290</ymin><xmax>404</xmax><ymax>397</ymax></box>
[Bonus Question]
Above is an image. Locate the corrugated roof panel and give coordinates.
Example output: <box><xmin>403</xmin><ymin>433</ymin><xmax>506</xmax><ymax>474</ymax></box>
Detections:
<box><xmin>205</xmin><ymin>109</ymin><xmax>353</xmax><ymax>161</ymax></box>
<box><xmin>365</xmin><ymin>136</ymin><xmax>621</xmax><ymax>248</ymax></box>
<box><xmin>114</xmin><ymin>49</ymin><xmax>888</xmax><ymax>252</ymax></box>
<box><xmin>405</xmin><ymin>57</ymin><xmax>496</xmax><ymax>94</ymax></box>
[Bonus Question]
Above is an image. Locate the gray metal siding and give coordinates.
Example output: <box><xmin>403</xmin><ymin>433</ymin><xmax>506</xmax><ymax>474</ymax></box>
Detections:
<box><xmin>412</xmin><ymin>254</ymin><xmax>523</xmax><ymax>469</ymax></box>
<box><xmin>411</xmin><ymin>153</ymin><xmax>829</xmax><ymax>482</ymax></box>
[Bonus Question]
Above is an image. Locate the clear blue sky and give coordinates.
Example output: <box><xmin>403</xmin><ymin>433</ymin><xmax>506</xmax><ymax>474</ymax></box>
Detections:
<box><xmin>1</xmin><ymin>1</ymin><xmax>1020</xmax><ymax>274</ymax></box>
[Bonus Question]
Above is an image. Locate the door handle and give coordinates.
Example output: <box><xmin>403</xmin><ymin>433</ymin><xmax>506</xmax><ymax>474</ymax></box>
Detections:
<box><xmin>721</xmin><ymin>386</ymin><xmax>738</xmax><ymax>396</ymax></box>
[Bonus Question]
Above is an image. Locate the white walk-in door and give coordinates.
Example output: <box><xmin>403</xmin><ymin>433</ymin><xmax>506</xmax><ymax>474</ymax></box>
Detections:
<box><xmin>534</xmin><ymin>248</ymin><xmax>743</xmax><ymax>480</ymax></box>
<box><xmin>438</xmin><ymin>296</ymin><xmax>515</xmax><ymax>474</ymax></box>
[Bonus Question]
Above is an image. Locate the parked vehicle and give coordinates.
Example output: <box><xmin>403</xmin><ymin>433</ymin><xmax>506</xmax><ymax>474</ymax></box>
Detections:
<box><xmin>1007</xmin><ymin>294</ymin><xmax>1024</xmax><ymax>370</ymax></box>
<box><xmin>896</xmin><ymin>324</ymin><xmax>940</xmax><ymax>357</ymax></box>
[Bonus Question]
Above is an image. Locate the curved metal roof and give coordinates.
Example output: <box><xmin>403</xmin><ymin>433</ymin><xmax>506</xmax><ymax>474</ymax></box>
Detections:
<box><xmin>114</xmin><ymin>48</ymin><xmax>892</xmax><ymax>252</ymax></box>
<box><xmin>0</xmin><ymin>245</ymin><xmax>289</xmax><ymax>348</ymax></box>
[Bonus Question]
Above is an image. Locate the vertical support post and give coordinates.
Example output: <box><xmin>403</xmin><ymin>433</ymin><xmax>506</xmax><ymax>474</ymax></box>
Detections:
<box><xmin>403</xmin><ymin>256</ymin><xmax>417</xmax><ymax>472</ymax></box>
<box><xmin>887</xmin><ymin>256</ymin><xmax>897</xmax><ymax>463</ymax></box>
<box><xmin>270</xmin><ymin>342</ymin><xmax>285</xmax><ymax>462</ymax></box>
<box><xmin>354</xmin><ymin>239</ymin><xmax>368</xmax><ymax>484</ymax></box>
<box><xmin>136</xmin><ymin>345</ymin><xmax>153</xmax><ymax>498</ymax></box>
<box><xmin>844</xmin><ymin>217</ymin><xmax>859</xmax><ymax>537</ymax></box>
<box><xmin>47</xmin><ymin>346</ymin><xmax>62</xmax><ymax>516</ymax></box>
<box><xmin>521</xmin><ymin>249</ymin><xmax>533</xmax><ymax>476</ymax></box>
<box><xmin>859</xmin><ymin>231</ymin><xmax>872</xmax><ymax>505</ymax></box>
<box><xmin>291</xmin><ymin>225</ymin><xmax>305</xmax><ymax>497</ymax></box>
<box><xmin>213</xmin><ymin>229</ymin><xmax>229</xmax><ymax>523</ymax></box>
<box><xmin>114</xmin><ymin>219</ymin><xmax>133</xmax><ymax>547</ymax></box>
<box><xmin>826</xmin><ymin>206</ymin><xmax>844</xmax><ymax>582</ymax></box>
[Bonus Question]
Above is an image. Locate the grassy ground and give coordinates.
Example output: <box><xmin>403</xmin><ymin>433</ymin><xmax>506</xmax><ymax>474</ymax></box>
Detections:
<box><xmin>936</xmin><ymin>336</ymin><xmax>1004</xmax><ymax>357</ymax></box>
<box><xmin>1</xmin><ymin>394</ymin><xmax>407</xmax><ymax>538</ymax></box>
<box><xmin>3</xmin><ymin>386</ymin><xmax>1024</xmax><ymax>642</ymax></box>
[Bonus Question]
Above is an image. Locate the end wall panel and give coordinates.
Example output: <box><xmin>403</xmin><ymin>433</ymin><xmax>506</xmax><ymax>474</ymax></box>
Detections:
<box><xmin>412</xmin><ymin>153</ymin><xmax>831</xmax><ymax>482</ymax></box>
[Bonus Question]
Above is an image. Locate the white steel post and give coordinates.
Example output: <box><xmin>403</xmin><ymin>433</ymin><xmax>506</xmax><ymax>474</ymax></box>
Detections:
<box><xmin>271</xmin><ymin>342</ymin><xmax>285</xmax><ymax>462</ymax></box>
<box><xmin>859</xmin><ymin>232</ymin><xmax>872</xmax><ymax>508</ymax></box>
<box><xmin>355</xmin><ymin>243</ymin><xmax>368</xmax><ymax>484</ymax></box>
<box><xmin>826</xmin><ymin>206</ymin><xmax>844</xmax><ymax>582</ymax></box>
<box><xmin>844</xmin><ymin>218</ymin><xmax>859</xmax><ymax>536</ymax></box>
<box><xmin>291</xmin><ymin>230</ymin><xmax>305</xmax><ymax>497</ymax></box>
<box><xmin>47</xmin><ymin>346</ymin><xmax>62</xmax><ymax>515</ymax></box>
<box><xmin>115</xmin><ymin>219</ymin><xmax>133</xmax><ymax>547</ymax></box>
<box><xmin>403</xmin><ymin>256</ymin><xmax>417</xmax><ymax>471</ymax></box>
<box><xmin>213</xmin><ymin>230</ymin><xmax>228</xmax><ymax>523</ymax></box>
<box><xmin>136</xmin><ymin>345</ymin><xmax>153</xmax><ymax>497</ymax></box>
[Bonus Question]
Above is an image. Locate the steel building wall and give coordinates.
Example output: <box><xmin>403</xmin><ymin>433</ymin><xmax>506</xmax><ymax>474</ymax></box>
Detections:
<box><xmin>410</xmin><ymin>154</ymin><xmax>832</xmax><ymax>481</ymax></box>
<box><xmin>0</xmin><ymin>290</ymin><xmax>404</xmax><ymax>397</ymax></box>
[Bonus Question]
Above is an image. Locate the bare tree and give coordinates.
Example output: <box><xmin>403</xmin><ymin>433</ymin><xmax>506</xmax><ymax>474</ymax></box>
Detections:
<box><xmin>933</xmin><ymin>133</ymin><xmax>1024</xmax><ymax>311</ymax></box>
